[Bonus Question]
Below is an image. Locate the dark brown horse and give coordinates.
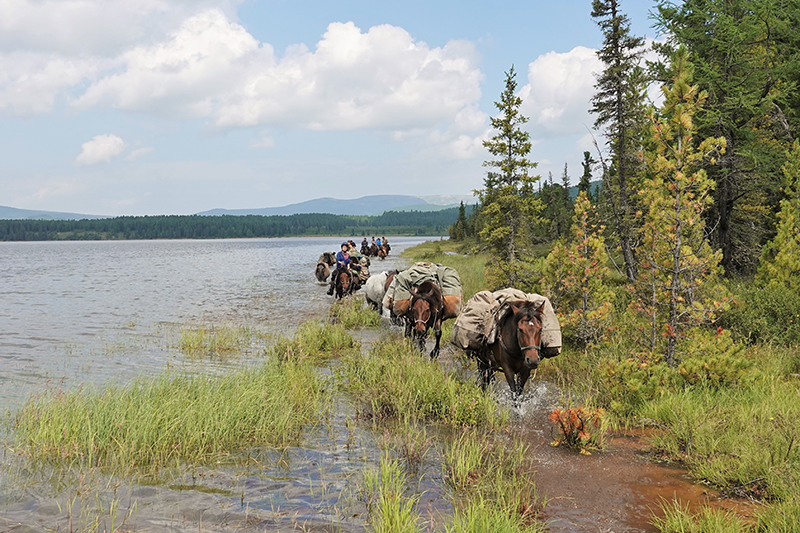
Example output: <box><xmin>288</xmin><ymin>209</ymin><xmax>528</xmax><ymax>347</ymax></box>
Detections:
<box><xmin>334</xmin><ymin>269</ymin><xmax>352</xmax><ymax>299</ymax></box>
<box><xmin>405</xmin><ymin>280</ymin><xmax>444</xmax><ymax>358</ymax></box>
<box><xmin>315</xmin><ymin>262</ymin><xmax>330</xmax><ymax>282</ymax></box>
<box><xmin>475</xmin><ymin>301</ymin><xmax>545</xmax><ymax>404</ymax></box>
<box><xmin>377</xmin><ymin>245</ymin><xmax>387</xmax><ymax>260</ymax></box>
<box><xmin>318</xmin><ymin>252</ymin><xmax>336</xmax><ymax>266</ymax></box>
<box><xmin>368</xmin><ymin>244</ymin><xmax>379</xmax><ymax>257</ymax></box>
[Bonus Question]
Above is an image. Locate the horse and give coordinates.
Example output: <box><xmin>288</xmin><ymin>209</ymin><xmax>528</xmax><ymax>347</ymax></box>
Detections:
<box><xmin>369</xmin><ymin>244</ymin><xmax>379</xmax><ymax>257</ymax></box>
<box><xmin>474</xmin><ymin>301</ymin><xmax>545</xmax><ymax>404</ymax></box>
<box><xmin>361</xmin><ymin>242</ymin><xmax>370</xmax><ymax>256</ymax></box>
<box><xmin>334</xmin><ymin>268</ymin><xmax>352</xmax><ymax>299</ymax></box>
<box><xmin>377</xmin><ymin>245</ymin><xmax>387</xmax><ymax>260</ymax></box>
<box><xmin>318</xmin><ymin>252</ymin><xmax>336</xmax><ymax>266</ymax></box>
<box><xmin>365</xmin><ymin>270</ymin><xmax>399</xmax><ymax>315</ymax></box>
<box><xmin>406</xmin><ymin>280</ymin><xmax>444</xmax><ymax>358</ymax></box>
<box><xmin>315</xmin><ymin>262</ymin><xmax>330</xmax><ymax>282</ymax></box>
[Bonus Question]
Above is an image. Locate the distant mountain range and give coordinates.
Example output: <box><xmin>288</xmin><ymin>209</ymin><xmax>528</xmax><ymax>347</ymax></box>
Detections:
<box><xmin>0</xmin><ymin>194</ymin><xmax>478</xmax><ymax>220</ymax></box>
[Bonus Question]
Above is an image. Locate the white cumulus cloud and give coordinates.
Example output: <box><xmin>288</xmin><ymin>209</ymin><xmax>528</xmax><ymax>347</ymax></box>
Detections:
<box><xmin>75</xmin><ymin>134</ymin><xmax>127</xmax><ymax>166</ymax></box>
<box><xmin>74</xmin><ymin>11</ymin><xmax>484</xmax><ymax>134</ymax></box>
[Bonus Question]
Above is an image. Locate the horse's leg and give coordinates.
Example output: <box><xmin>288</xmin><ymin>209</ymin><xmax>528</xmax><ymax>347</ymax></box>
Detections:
<box><xmin>516</xmin><ymin>367</ymin><xmax>531</xmax><ymax>405</ymax></box>
<box><xmin>429</xmin><ymin>322</ymin><xmax>442</xmax><ymax>359</ymax></box>
<box><xmin>403</xmin><ymin>317</ymin><xmax>412</xmax><ymax>338</ymax></box>
<box><xmin>476</xmin><ymin>356</ymin><xmax>493</xmax><ymax>391</ymax></box>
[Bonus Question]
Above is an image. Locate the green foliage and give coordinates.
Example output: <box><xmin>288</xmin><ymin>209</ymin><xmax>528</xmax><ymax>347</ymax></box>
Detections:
<box><xmin>179</xmin><ymin>324</ymin><xmax>257</xmax><ymax>358</ymax></box>
<box><xmin>0</xmin><ymin>209</ymin><xmax>461</xmax><ymax>241</ymax></box>
<box><xmin>363</xmin><ymin>455</ymin><xmax>422</xmax><ymax>533</ymax></box>
<box><xmin>541</xmin><ymin>191</ymin><xmax>615</xmax><ymax>346</ymax></box>
<box><xmin>633</xmin><ymin>47</ymin><xmax>728</xmax><ymax>365</ymax></box>
<box><xmin>478</xmin><ymin>66</ymin><xmax>543</xmax><ymax>286</ymax></box>
<box><xmin>758</xmin><ymin>141</ymin><xmax>800</xmax><ymax>289</ymax></box>
<box><xmin>756</xmin><ymin>500</ymin><xmax>800</xmax><ymax>533</ymax></box>
<box><xmin>718</xmin><ymin>280</ymin><xmax>800</xmax><ymax>347</ymax></box>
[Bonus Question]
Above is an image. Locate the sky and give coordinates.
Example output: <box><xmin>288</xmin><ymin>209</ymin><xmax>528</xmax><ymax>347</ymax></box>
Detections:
<box><xmin>0</xmin><ymin>0</ymin><xmax>661</xmax><ymax>216</ymax></box>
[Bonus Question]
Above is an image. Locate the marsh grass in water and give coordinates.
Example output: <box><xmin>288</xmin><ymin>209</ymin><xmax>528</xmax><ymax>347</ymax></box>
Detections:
<box><xmin>363</xmin><ymin>454</ymin><xmax>422</xmax><ymax>533</ymax></box>
<box><xmin>14</xmin><ymin>357</ymin><xmax>329</xmax><ymax>472</ymax></box>
<box><xmin>179</xmin><ymin>324</ymin><xmax>262</xmax><ymax>358</ymax></box>
<box><xmin>340</xmin><ymin>336</ymin><xmax>507</xmax><ymax>428</ymax></box>
<box><xmin>270</xmin><ymin>321</ymin><xmax>359</xmax><ymax>363</ymax></box>
<box><xmin>444</xmin><ymin>430</ymin><xmax>543</xmax><ymax>532</ymax></box>
<box><xmin>652</xmin><ymin>501</ymin><xmax>748</xmax><ymax>533</ymax></box>
<box><xmin>329</xmin><ymin>297</ymin><xmax>382</xmax><ymax>329</ymax></box>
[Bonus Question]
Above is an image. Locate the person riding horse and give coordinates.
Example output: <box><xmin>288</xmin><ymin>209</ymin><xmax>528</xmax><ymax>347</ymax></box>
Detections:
<box><xmin>327</xmin><ymin>242</ymin><xmax>351</xmax><ymax>296</ymax></box>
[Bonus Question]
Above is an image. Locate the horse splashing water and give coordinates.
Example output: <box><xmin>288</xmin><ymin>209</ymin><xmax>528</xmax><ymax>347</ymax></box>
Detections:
<box><xmin>476</xmin><ymin>301</ymin><xmax>544</xmax><ymax>405</ymax></box>
<box><xmin>315</xmin><ymin>262</ymin><xmax>330</xmax><ymax>282</ymax></box>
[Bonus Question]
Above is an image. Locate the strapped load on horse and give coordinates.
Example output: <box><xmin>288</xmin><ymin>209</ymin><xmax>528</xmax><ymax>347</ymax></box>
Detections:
<box><xmin>383</xmin><ymin>262</ymin><xmax>463</xmax><ymax>358</ymax></box>
<box><xmin>450</xmin><ymin>288</ymin><xmax>561</xmax><ymax>402</ymax></box>
<box><xmin>451</xmin><ymin>288</ymin><xmax>561</xmax><ymax>358</ymax></box>
<box><xmin>382</xmin><ymin>262</ymin><xmax>463</xmax><ymax>319</ymax></box>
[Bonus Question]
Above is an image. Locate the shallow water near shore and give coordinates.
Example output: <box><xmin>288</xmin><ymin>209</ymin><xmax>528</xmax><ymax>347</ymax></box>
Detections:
<box><xmin>0</xmin><ymin>237</ymin><xmax>753</xmax><ymax>532</ymax></box>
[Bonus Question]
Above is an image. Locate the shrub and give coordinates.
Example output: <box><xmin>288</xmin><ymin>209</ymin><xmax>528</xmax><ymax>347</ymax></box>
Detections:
<box><xmin>718</xmin><ymin>280</ymin><xmax>800</xmax><ymax>346</ymax></box>
<box><xmin>548</xmin><ymin>406</ymin><xmax>606</xmax><ymax>453</ymax></box>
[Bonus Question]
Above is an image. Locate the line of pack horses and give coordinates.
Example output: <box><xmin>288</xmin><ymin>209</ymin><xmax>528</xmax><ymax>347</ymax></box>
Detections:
<box><xmin>314</xmin><ymin>257</ymin><xmax>552</xmax><ymax>404</ymax></box>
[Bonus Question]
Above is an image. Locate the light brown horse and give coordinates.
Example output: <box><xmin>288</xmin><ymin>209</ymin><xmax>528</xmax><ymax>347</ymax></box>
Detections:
<box><xmin>334</xmin><ymin>269</ymin><xmax>352</xmax><ymax>299</ymax></box>
<box><xmin>377</xmin><ymin>245</ymin><xmax>387</xmax><ymax>260</ymax></box>
<box><xmin>406</xmin><ymin>280</ymin><xmax>444</xmax><ymax>358</ymax></box>
<box><xmin>475</xmin><ymin>301</ymin><xmax>545</xmax><ymax>404</ymax></box>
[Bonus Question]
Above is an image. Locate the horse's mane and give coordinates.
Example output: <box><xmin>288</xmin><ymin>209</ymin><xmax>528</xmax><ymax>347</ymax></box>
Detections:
<box><xmin>502</xmin><ymin>301</ymin><xmax>544</xmax><ymax>326</ymax></box>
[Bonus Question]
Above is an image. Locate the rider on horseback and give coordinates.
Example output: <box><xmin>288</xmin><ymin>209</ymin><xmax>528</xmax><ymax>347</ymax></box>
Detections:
<box><xmin>328</xmin><ymin>242</ymin><xmax>351</xmax><ymax>295</ymax></box>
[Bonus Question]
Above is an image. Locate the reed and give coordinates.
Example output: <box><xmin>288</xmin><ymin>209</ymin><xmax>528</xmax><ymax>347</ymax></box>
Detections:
<box><xmin>329</xmin><ymin>297</ymin><xmax>382</xmax><ymax>329</ymax></box>
<box><xmin>14</xmin><ymin>357</ymin><xmax>329</xmax><ymax>472</ymax></box>
<box><xmin>269</xmin><ymin>321</ymin><xmax>358</xmax><ymax>363</ymax></box>
<box><xmin>363</xmin><ymin>454</ymin><xmax>422</xmax><ymax>533</ymax></box>
<box><xmin>651</xmin><ymin>500</ymin><xmax>749</xmax><ymax>533</ymax></box>
<box><xmin>179</xmin><ymin>324</ymin><xmax>256</xmax><ymax>358</ymax></box>
<box><xmin>443</xmin><ymin>429</ymin><xmax>543</xmax><ymax>531</ymax></box>
<box><xmin>340</xmin><ymin>337</ymin><xmax>507</xmax><ymax>429</ymax></box>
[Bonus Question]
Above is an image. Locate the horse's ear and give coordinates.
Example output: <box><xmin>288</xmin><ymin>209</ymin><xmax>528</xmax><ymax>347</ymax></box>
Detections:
<box><xmin>537</xmin><ymin>301</ymin><xmax>546</xmax><ymax>313</ymax></box>
<box><xmin>510</xmin><ymin>304</ymin><xmax>520</xmax><ymax>315</ymax></box>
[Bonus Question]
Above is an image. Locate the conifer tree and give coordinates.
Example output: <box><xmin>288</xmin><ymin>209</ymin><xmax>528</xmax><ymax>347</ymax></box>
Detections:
<box><xmin>478</xmin><ymin>66</ymin><xmax>542</xmax><ymax>286</ymax></box>
<box><xmin>541</xmin><ymin>191</ymin><xmax>614</xmax><ymax>347</ymax></box>
<box><xmin>591</xmin><ymin>0</ymin><xmax>649</xmax><ymax>282</ymax></box>
<box><xmin>579</xmin><ymin>151</ymin><xmax>596</xmax><ymax>202</ymax></box>
<box><xmin>757</xmin><ymin>141</ymin><xmax>800</xmax><ymax>289</ymax></box>
<box><xmin>632</xmin><ymin>47</ymin><xmax>727</xmax><ymax>366</ymax></box>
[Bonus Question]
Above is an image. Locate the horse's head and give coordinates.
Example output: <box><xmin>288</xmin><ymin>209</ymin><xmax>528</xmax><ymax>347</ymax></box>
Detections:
<box><xmin>510</xmin><ymin>301</ymin><xmax>545</xmax><ymax>370</ymax></box>
<box><xmin>410</xmin><ymin>281</ymin><xmax>443</xmax><ymax>335</ymax></box>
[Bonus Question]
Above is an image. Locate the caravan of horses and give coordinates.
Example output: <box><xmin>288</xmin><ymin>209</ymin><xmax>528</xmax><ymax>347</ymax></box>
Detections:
<box><xmin>313</xmin><ymin>240</ymin><xmax>562</xmax><ymax>403</ymax></box>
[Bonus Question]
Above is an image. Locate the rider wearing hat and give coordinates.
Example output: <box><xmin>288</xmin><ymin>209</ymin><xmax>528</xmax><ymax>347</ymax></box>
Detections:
<box><xmin>328</xmin><ymin>242</ymin><xmax>351</xmax><ymax>295</ymax></box>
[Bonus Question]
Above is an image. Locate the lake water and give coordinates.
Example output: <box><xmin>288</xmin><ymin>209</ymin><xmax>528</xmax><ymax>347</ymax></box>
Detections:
<box><xmin>0</xmin><ymin>237</ymin><xmax>429</xmax><ymax>412</ymax></box>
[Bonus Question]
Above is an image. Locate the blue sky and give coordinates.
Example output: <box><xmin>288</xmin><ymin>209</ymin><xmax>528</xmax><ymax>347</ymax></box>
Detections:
<box><xmin>0</xmin><ymin>0</ymin><xmax>659</xmax><ymax>216</ymax></box>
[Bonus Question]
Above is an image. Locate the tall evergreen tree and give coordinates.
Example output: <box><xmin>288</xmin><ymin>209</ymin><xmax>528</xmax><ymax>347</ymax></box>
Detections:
<box><xmin>478</xmin><ymin>66</ymin><xmax>543</xmax><ymax>286</ymax></box>
<box><xmin>654</xmin><ymin>0</ymin><xmax>800</xmax><ymax>274</ymax></box>
<box><xmin>591</xmin><ymin>0</ymin><xmax>649</xmax><ymax>282</ymax></box>
<box><xmin>758</xmin><ymin>141</ymin><xmax>800</xmax><ymax>289</ymax></box>
<box><xmin>579</xmin><ymin>151</ymin><xmax>596</xmax><ymax>202</ymax></box>
<box><xmin>633</xmin><ymin>48</ymin><xmax>728</xmax><ymax>366</ymax></box>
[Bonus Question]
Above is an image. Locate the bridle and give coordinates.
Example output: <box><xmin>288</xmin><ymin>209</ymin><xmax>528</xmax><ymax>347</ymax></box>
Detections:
<box><xmin>412</xmin><ymin>296</ymin><xmax>439</xmax><ymax>328</ymax></box>
<box><xmin>498</xmin><ymin>313</ymin><xmax>542</xmax><ymax>356</ymax></box>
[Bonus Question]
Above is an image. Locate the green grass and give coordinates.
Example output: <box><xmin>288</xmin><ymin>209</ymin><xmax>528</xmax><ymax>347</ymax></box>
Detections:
<box><xmin>328</xmin><ymin>297</ymin><xmax>381</xmax><ymax>329</ymax></box>
<box><xmin>14</xmin><ymin>357</ymin><xmax>330</xmax><ymax>472</ymax></box>
<box><xmin>179</xmin><ymin>324</ymin><xmax>259</xmax><ymax>358</ymax></box>
<box><xmin>363</xmin><ymin>455</ymin><xmax>422</xmax><ymax>533</ymax></box>
<box><xmin>339</xmin><ymin>336</ymin><xmax>507</xmax><ymax>429</ymax></box>
<box><xmin>652</xmin><ymin>501</ymin><xmax>748</xmax><ymax>533</ymax></box>
<box><xmin>443</xmin><ymin>430</ymin><xmax>543</xmax><ymax>532</ymax></box>
<box><xmin>269</xmin><ymin>321</ymin><xmax>359</xmax><ymax>363</ymax></box>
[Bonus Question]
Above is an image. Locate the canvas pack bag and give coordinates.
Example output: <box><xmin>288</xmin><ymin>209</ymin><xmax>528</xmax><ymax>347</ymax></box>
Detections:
<box><xmin>382</xmin><ymin>262</ymin><xmax>463</xmax><ymax>318</ymax></box>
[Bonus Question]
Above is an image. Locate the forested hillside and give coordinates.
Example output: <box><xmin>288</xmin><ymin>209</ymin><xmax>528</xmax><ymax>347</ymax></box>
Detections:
<box><xmin>0</xmin><ymin>208</ymin><xmax>463</xmax><ymax>241</ymax></box>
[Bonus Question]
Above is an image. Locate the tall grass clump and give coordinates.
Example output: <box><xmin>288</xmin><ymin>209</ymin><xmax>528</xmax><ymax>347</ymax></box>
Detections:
<box><xmin>651</xmin><ymin>501</ymin><xmax>748</xmax><ymax>533</ymax></box>
<box><xmin>269</xmin><ymin>321</ymin><xmax>358</xmax><ymax>363</ymax></box>
<box><xmin>362</xmin><ymin>454</ymin><xmax>422</xmax><ymax>533</ymax></box>
<box><xmin>444</xmin><ymin>430</ymin><xmax>543</xmax><ymax>532</ymax></box>
<box><xmin>340</xmin><ymin>337</ymin><xmax>507</xmax><ymax>429</ymax></box>
<box><xmin>329</xmin><ymin>297</ymin><xmax>381</xmax><ymax>329</ymax></box>
<box><xmin>15</xmin><ymin>358</ymin><xmax>329</xmax><ymax>472</ymax></box>
<box><xmin>641</xmin><ymin>377</ymin><xmax>800</xmax><ymax>502</ymax></box>
<box><xmin>179</xmin><ymin>324</ymin><xmax>257</xmax><ymax>358</ymax></box>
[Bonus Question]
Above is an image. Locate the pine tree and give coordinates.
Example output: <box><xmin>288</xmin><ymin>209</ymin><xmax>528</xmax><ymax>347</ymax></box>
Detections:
<box><xmin>579</xmin><ymin>151</ymin><xmax>596</xmax><ymax>202</ymax></box>
<box><xmin>541</xmin><ymin>191</ymin><xmax>615</xmax><ymax>347</ymax></box>
<box><xmin>591</xmin><ymin>0</ymin><xmax>649</xmax><ymax>282</ymax></box>
<box><xmin>448</xmin><ymin>201</ymin><xmax>468</xmax><ymax>241</ymax></box>
<box><xmin>632</xmin><ymin>47</ymin><xmax>728</xmax><ymax>366</ymax></box>
<box><xmin>478</xmin><ymin>66</ymin><xmax>543</xmax><ymax>287</ymax></box>
<box><xmin>757</xmin><ymin>141</ymin><xmax>800</xmax><ymax>289</ymax></box>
